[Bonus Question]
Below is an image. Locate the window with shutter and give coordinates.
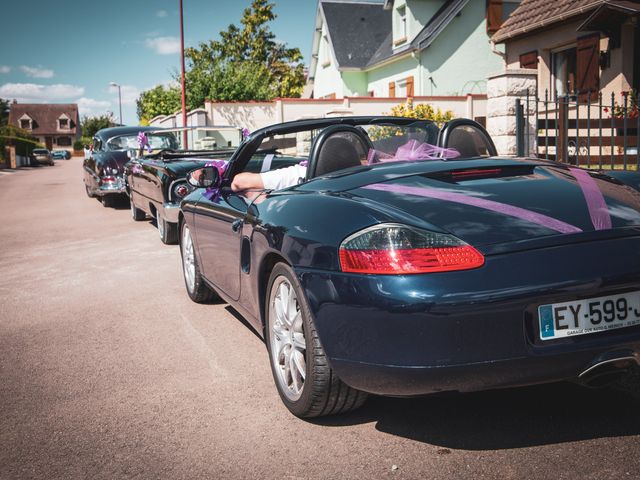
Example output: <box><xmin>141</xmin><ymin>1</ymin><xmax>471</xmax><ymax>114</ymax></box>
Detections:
<box><xmin>519</xmin><ymin>51</ymin><xmax>538</xmax><ymax>70</ymax></box>
<box><xmin>576</xmin><ymin>34</ymin><xmax>600</xmax><ymax>102</ymax></box>
<box><xmin>486</xmin><ymin>0</ymin><xmax>502</xmax><ymax>35</ymax></box>
<box><xmin>406</xmin><ymin>76</ymin><xmax>414</xmax><ymax>97</ymax></box>
<box><xmin>389</xmin><ymin>81</ymin><xmax>396</xmax><ymax>98</ymax></box>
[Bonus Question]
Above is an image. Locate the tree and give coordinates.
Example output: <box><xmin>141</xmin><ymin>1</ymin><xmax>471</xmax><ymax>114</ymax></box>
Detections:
<box><xmin>81</xmin><ymin>114</ymin><xmax>116</xmax><ymax>138</ymax></box>
<box><xmin>182</xmin><ymin>0</ymin><xmax>304</xmax><ymax>105</ymax></box>
<box><xmin>135</xmin><ymin>85</ymin><xmax>181</xmax><ymax>124</ymax></box>
<box><xmin>0</xmin><ymin>98</ymin><xmax>10</xmax><ymax>126</ymax></box>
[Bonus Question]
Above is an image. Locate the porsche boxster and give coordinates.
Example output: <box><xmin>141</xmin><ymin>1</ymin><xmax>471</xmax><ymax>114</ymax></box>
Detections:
<box><xmin>178</xmin><ymin>116</ymin><xmax>640</xmax><ymax>418</ymax></box>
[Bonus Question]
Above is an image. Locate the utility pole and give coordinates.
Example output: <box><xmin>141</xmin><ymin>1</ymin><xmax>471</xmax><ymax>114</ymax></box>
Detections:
<box><xmin>180</xmin><ymin>0</ymin><xmax>188</xmax><ymax>149</ymax></box>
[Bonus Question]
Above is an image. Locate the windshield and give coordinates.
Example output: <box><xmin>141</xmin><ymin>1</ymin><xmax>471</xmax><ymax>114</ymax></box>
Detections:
<box><xmin>106</xmin><ymin>133</ymin><xmax>178</xmax><ymax>151</ymax></box>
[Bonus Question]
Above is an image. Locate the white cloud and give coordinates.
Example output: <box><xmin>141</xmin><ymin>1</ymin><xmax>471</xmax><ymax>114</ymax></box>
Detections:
<box><xmin>0</xmin><ymin>66</ymin><xmax>10</xmax><ymax>74</ymax></box>
<box><xmin>76</xmin><ymin>97</ymin><xmax>111</xmax><ymax>116</ymax></box>
<box><xmin>156</xmin><ymin>10</ymin><xmax>168</xmax><ymax>17</ymax></box>
<box><xmin>20</xmin><ymin>65</ymin><xmax>54</xmax><ymax>79</ymax></box>
<box><xmin>0</xmin><ymin>83</ymin><xmax>84</xmax><ymax>102</ymax></box>
<box><xmin>145</xmin><ymin>36</ymin><xmax>180</xmax><ymax>55</ymax></box>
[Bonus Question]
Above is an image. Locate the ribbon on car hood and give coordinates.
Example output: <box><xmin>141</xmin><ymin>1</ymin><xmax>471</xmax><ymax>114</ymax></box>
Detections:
<box><xmin>363</xmin><ymin>183</ymin><xmax>583</xmax><ymax>234</ymax></box>
<box><xmin>568</xmin><ymin>168</ymin><xmax>612</xmax><ymax>230</ymax></box>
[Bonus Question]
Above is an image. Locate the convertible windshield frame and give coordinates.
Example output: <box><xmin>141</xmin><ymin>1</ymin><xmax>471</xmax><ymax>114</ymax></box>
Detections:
<box><xmin>105</xmin><ymin>133</ymin><xmax>179</xmax><ymax>152</ymax></box>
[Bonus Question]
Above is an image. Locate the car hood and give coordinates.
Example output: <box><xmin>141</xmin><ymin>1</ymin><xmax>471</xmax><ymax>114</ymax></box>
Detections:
<box><xmin>346</xmin><ymin>163</ymin><xmax>640</xmax><ymax>248</ymax></box>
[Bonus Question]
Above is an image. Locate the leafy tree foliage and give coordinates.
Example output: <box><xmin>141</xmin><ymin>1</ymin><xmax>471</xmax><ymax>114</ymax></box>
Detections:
<box><xmin>81</xmin><ymin>114</ymin><xmax>117</xmax><ymax>138</ymax></box>
<box><xmin>136</xmin><ymin>0</ymin><xmax>305</xmax><ymax>119</ymax></box>
<box><xmin>135</xmin><ymin>85</ymin><xmax>182</xmax><ymax>124</ymax></box>
<box><xmin>0</xmin><ymin>98</ymin><xmax>10</xmax><ymax>126</ymax></box>
<box><xmin>389</xmin><ymin>100</ymin><xmax>454</xmax><ymax>127</ymax></box>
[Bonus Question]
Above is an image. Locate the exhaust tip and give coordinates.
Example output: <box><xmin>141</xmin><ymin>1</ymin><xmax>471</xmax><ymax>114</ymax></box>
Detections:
<box><xmin>579</xmin><ymin>355</ymin><xmax>639</xmax><ymax>388</ymax></box>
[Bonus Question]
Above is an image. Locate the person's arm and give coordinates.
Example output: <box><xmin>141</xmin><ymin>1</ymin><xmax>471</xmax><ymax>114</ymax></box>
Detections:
<box><xmin>231</xmin><ymin>172</ymin><xmax>265</xmax><ymax>192</ymax></box>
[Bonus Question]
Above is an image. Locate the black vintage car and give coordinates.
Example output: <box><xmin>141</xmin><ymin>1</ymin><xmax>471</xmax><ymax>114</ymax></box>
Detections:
<box><xmin>124</xmin><ymin>147</ymin><xmax>236</xmax><ymax>244</ymax></box>
<box><xmin>83</xmin><ymin>126</ymin><xmax>178</xmax><ymax>207</ymax></box>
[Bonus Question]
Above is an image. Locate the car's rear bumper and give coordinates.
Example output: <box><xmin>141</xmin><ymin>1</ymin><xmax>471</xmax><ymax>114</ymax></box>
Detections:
<box><xmin>96</xmin><ymin>180</ymin><xmax>126</xmax><ymax>196</ymax></box>
<box><xmin>295</xmin><ymin>235</ymin><xmax>640</xmax><ymax>396</ymax></box>
<box><xmin>162</xmin><ymin>202</ymin><xmax>180</xmax><ymax>223</ymax></box>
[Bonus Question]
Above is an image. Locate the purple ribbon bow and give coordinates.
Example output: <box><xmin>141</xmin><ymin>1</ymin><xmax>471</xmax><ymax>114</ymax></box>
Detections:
<box><xmin>137</xmin><ymin>131</ymin><xmax>152</xmax><ymax>153</ymax></box>
<box><xmin>202</xmin><ymin>159</ymin><xmax>230</xmax><ymax>201</ymax></box>
<box><xmin>368</xmin><ymin>140</ymin><xmax>460</xmax><ymax>165</ymax></box>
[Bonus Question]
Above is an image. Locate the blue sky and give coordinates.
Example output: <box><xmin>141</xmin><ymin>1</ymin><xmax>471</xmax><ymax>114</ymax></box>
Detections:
<box><xmin>0</xmin><ymin>0</ymin><xmax>318</xmax><ymax>125</ymax></box>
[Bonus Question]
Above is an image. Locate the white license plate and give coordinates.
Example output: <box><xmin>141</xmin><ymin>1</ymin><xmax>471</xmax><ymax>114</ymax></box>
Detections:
<box><xmin>538</xmin><ymin>291</ymin><xmax>640</xmax><ymax>340</ymax></box>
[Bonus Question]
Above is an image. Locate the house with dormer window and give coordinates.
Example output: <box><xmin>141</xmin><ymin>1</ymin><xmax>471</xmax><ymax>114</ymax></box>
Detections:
<box><xmin>309</xmin><ymin>0</ymin><xmax>521</xmax><ymax>99</ymax></box>
<box><xmin>7</xmin><ymin>102</ymin><xmax>80</xmax><ymax>151</ymax></box>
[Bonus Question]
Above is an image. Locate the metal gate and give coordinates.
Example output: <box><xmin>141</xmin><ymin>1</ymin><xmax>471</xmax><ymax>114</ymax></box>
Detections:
<box><xmin>517</xmin><ymin>90</ymin><xmax>639</xmax><ymax>169</ymax></box>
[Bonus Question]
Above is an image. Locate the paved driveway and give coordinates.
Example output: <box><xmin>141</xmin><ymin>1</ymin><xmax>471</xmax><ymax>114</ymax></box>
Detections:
<box><xmin>1</xmin><ymin>158</ymin><xmax>640</xmax><ymax>479</ymax></box>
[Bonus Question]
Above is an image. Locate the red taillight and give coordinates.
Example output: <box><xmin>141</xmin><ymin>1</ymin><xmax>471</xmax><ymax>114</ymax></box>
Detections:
<box><xmin>175</xmin><ymin>185</ymin><xmax>189</xmax><ymax>197</ymax></box>
<box><xmin>451</xmin><ymin>168</ymin><xmax>502</xmax><ymax>180</ymax></box>
<box><xmin>339</xmin><ymin>224</ymin><xmax>484</xmax><ymax>275</ymax></box>
<box><xmin>101</xmin><ymin>176</ymin><xmax>116</xmax><ymax>183</ymax></box>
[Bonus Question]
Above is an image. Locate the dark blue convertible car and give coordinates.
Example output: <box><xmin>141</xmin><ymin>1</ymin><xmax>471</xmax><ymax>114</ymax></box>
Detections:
<box><xmin>178</xmin><ymin>116</ymin><xmax>640</xmax><ymax>418</ymax></box>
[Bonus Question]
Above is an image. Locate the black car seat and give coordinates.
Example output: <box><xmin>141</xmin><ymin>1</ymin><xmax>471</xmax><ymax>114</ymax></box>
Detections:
<box><xmin>307</xmin><ymin>125</ymin><xmax>371</xmax><ymax>179</ymax></box>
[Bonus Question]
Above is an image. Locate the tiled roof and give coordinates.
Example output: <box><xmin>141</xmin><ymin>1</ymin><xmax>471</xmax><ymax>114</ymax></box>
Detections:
<box><xmin>321</xmin><ymin>1</ymin><xmax>391</xmax><ymax>69</ymax></box>
<box><xmin>491</xmin><ymin>0</ymin><xmax>640</xmax><ymax>43</ymax></box>
<box><xmin>321</xmin><ymin>0</ymin><xmax>468</xmax><ymax>70</ymax></box>
<box><xmin>8</xmin><ymin>103</ymin><xmax>79</xmax><ymax>135</ymax></box>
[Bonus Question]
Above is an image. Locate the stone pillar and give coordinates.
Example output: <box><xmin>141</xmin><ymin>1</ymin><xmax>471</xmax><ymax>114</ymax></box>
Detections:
<box><xmin>486</xmin><ymin>69</ymin><xmax>537</xmax><ymax>156</ymax></box>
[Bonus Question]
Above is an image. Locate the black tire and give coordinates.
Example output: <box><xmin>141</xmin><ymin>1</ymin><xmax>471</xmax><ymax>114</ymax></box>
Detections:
<box><xmin>180</xmin><ymin>221</ymin><xmax>217</xmax><ymax>303</ymax></box>
<box><xmin>85</xmin><ymin>185</ymin><xmax>95</xmax><ymax>198</ymax></box>
<box><xmin>130</xmin><ymin>198</ymin><xmax>146</xmax><ymax>221</ymax></box>
<box><xmin>265</xmin><ymin>263</ymin><xmax>367</xmax><ymax>418</ymax></box>
<box><xmin>158</xmin><ymin>215</ymin><xmax>178</xmax><ymax>244</ymax></box>
<box><xmin>101</xmin><ymin>195</ymin><xmax>115</xmax><ymax>208</ymax></box>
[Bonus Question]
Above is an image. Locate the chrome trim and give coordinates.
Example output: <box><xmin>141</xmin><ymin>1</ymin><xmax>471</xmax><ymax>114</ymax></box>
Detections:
<box><xmin>168</xmin><ymin>178</ymin><xmax>193</xmax><ymax>203</ymax></box>
<box><xmin>162</xmin><ymin>202</ymin><xmax>181</xmax><ymax>223</ymax></box>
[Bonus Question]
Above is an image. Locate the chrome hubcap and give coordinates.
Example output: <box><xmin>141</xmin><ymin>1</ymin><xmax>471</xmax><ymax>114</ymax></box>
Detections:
<box><xmin>182</xmin><ymin>226</ymin><xmax>196</xmax><ymax>292</ymax></box>
<box><xmin>269</xmin><ymin>277</ymin><xmax>306</xmax><ymax>401</ymax></box>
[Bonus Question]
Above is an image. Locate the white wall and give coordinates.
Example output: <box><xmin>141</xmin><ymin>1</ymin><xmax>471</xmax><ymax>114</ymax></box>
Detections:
<box><xmin>207</xmin><ymin>95</ymin><xmax>486</xmax><ymax>131</ymax></box>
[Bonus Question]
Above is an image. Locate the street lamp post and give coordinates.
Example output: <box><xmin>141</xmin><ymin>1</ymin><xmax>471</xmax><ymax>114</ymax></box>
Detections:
<box><xmin>109</xmin><ymin>82</ymin><xmax>123</xmax><ymax>126</ymax></box>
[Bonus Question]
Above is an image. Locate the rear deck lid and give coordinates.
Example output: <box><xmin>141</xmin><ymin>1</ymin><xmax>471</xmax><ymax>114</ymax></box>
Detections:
<box><xmin>349</xmin><ymin>164</ymin><xmax>640</xmax><ymax>247</ymax></box>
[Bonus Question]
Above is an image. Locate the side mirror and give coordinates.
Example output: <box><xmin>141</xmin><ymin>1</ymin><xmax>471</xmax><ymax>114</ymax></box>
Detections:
<box><xmin>187</xmin><ymin>166</ymin><xmax>220</xmax><ymax>188</ymax></box>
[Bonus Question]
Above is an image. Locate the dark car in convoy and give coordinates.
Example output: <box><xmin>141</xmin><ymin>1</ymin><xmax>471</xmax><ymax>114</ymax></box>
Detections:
<box><xmin>31</xmin><ymin>148</ymin><xmax>54</xmax><ymax>166</ymax></box>
<box><xmin>177</xmin><ymin>116</ymin><xmax>640</xmax><ymax>418</ymax></box>
<box><xmin>124</xmin><ymin>146</ymin><xmax>236</xmax><ymax>244</ymax></box>
<box><xmin>83</xmin><ymin>126</ymin><xmax>178</xmax><ymax>208</ymax></box>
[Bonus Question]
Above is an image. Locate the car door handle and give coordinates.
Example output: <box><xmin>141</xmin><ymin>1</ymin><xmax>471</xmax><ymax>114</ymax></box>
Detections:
<box><xmin>231</xmin><ymin>219</ymin><xmax>243</xmax><ymax>232</ymax></box>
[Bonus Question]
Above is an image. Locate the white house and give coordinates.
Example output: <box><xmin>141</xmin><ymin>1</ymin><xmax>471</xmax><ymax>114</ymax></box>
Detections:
<box><xmin>309</xmin><ymin>0</ymin><xmax>521</xmax><ymax>99</ymax></box>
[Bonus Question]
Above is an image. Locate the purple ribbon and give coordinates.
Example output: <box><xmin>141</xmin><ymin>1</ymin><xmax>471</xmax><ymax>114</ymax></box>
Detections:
<box><xmin>368</xmin><ymin>140</ymin><xmax>460</xmax><ymax>165</ymax></box>
<box><xmin>137</xmin><ymin>131</ymin><xmax>152</xmax><ymax>153</ymax></box>
<box><xmin>363</xmin><ymin>183</ymin><xmax>583</xmax><ymax>234</ymax></box>
<box><xmin>569</xmin><ymin>168</ymin><xmax>612</xmax><ymax>231</ymax></box>
<box><xmin>202</xmin><ymin>159</ymin><xmax>229</xmax><ymax>201</ymax></box>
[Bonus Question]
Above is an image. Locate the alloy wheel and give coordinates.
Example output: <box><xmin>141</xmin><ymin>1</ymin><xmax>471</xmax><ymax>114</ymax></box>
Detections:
<box><xmin>182</xmin><ymin>225</ymin><xmax>196</xmax><ymax>293</ymax></box>
<box><xmin>269</xmin><ymin>276</ymin><xmax>306</xmax><ymax>401</ymax></box>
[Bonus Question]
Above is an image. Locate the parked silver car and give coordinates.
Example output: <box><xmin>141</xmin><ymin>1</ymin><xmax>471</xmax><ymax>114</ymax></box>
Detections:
<box><xmin>31</xmin><ymin>149</ymin><xmax>54</xmax><ymax>166</ymax></box>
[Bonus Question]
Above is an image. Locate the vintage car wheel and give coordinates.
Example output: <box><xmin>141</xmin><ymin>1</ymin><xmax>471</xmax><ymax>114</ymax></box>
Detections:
<box><xmin>130</xmin><ymin>200</ymin><xmax>146</xmax><ymax>221</ymax></box>
<box><xmin>265</xmin><ymin>263</ymin><xmax>367</xmax><ymax>418</ymax></box>
<box><xmin>85</xmin><ymin>185</ymin><xmax>95</xmax><ymax>198</ymax></box>
<box><xmin>180</xmin><ymin>222</ymin><xmax>217</xmax><ymax>303</ymax></box>
<box><xmin>158</xmin><ymin>216</ymin><xmax>178</xmax><ymax>245</ymax></box>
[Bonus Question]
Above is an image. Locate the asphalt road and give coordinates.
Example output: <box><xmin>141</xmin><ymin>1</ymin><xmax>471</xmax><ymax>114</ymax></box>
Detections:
<box><xmin>1</xmin><ymin>157</ymin><xmax>640</xmax><ymax>480</ymax></box>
